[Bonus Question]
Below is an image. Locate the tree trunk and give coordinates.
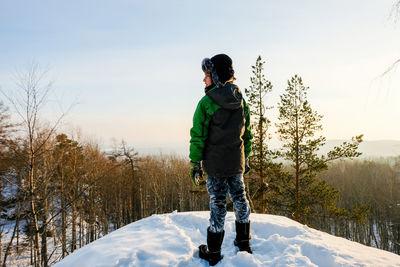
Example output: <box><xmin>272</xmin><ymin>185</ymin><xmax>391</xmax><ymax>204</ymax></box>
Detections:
<box><xmin>2</xmin><ymin>216</ymin><xmax>18</xmax><ymax>267</ymax></box>
<box><xmin>30</xmin><ymin>238</ymin><xmax>34</xmax><ymax>266</ymax></box>
<box><xmin>258</xmin><ymin>72</ymin><xmax>266</xmax><ymax>214</ymax></box>
<box><xmin>71</xmin><ymin>203</ymin><xmax>77</xmax><ymax>252</ymax></box>
<box><xmin>140</xmin><ymin>185</ymin><xmax>144</xmax><ymax>219</ymax></box>
<box><xmin>41</xmin><ymin>197</ymin><xmax>49</xmax><ymax>267</ymax></box>
<box><xmin>16</xmin><ymin>218</ymin><xmax>19</xmax><ymax>253</ymax></box>
<box><xmin>61</xmin><ymin>172</ymin><xmax>67</xmax><ymax>258</ymax></box>
<box><xmin>79</xmin><ymin>216</ymin><xmax>83</xmax><ymax>248</ymax></box>
<box><xmin>29</xmin><ymin>156</ymin><xmax>41</xmax><ymax>267</ymax></box>
<box><xmin>294</xmin><ymin>100</ymin><xmax>300</xmax><ymax>222</ymax></box>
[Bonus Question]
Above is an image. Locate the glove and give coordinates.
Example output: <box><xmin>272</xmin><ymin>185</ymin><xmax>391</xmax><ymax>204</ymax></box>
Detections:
<box><xmin>190</xmin><ymin>161</ymin><xmax>203</xmax><ymax>186</ymax></box>
<box><xmin>244</xmin><ymin>158</ymin><xmax>251</xmax><ymax>175</ymax></box>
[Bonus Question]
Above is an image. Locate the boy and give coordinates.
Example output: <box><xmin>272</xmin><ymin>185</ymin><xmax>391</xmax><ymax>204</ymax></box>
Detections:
<box><xmin>189</xmin><ymin>54</ymin><xmax>253</xmax><ymax>266</ymax></box>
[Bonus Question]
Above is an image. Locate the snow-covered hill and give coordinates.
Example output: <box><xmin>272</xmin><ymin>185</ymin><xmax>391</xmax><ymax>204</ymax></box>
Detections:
<box><xmin>55</xmin><ymin>211</ymin><xmax>400</xmax><ymax>267</ymax></box>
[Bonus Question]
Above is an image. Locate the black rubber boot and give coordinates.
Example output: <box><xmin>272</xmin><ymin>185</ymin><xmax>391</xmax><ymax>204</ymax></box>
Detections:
<box><xmin>199</xmin><ymin>227</ymin><xmax>225</xmax><ymax>266</ymax></box>
<box><xmin>234</xmin><ymin>220</ymin><xmax>252</xmax><ymax>253</ymax></box>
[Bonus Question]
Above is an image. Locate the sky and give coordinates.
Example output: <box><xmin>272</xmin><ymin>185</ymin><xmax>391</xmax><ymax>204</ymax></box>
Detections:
<box><xmin>1</xmin><ymin>0</ymin><xmax>399</xmax><ymax>155</ymax></box>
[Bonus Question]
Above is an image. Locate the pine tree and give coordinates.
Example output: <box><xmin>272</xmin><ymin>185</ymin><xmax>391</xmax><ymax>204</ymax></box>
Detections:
<box><xmin>276</xmin><ymin>75</ymin><xmax>363</xmax><ymax>223</ymax></box>
<box><xmin>244</xmin><ymin>56</ymin><xmax>274</xmax><ymax>213</ymax></box>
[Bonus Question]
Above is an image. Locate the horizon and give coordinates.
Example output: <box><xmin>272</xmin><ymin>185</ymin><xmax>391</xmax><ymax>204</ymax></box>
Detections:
<box><xmin>98</xmin><ymin>139</ymin><xmax>400</xmax><ymax>159</ymax></box>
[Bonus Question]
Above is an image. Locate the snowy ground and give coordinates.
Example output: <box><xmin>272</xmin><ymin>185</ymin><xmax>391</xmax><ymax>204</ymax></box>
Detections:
<box><xmin>55</xmin><ymin>211</ymin><xmax>400</xmax><ymax>267</ymax></box>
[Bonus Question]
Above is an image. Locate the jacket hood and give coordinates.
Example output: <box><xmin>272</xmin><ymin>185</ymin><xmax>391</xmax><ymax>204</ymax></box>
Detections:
<box><xmin>206</xmin><ymin>83</ymin><xmax>243</xmax><ymax>110</ymax></box>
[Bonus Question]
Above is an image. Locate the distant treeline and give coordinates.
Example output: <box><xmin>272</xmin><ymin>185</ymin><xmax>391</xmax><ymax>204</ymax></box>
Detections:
<box><xmin>320</xmin><ymin>158</ymin><xmax>400</xmax><ymax>254</ymax></box>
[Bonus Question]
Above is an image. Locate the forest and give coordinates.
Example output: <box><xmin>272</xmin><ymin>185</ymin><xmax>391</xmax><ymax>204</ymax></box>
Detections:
<box><xmin>0</xmin><ymin>60</ymin><xmax>399</xmax><ymax>266</ymax></box>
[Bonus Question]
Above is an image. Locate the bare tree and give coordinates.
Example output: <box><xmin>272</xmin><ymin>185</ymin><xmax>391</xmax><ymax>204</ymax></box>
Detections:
<box><xmin>390</xmin><ymin>0</ymin><xmax>400</xmax><ymax>22</ymax></box>
<box><xmin>1</xmin><ymin>62</ymin><xmax>70</xmax><ymax>267</ymax></box>
<box><xmin>383</xmin><ymin>1</ymin><xmax>400</xmax><ymax>76</ymax></box>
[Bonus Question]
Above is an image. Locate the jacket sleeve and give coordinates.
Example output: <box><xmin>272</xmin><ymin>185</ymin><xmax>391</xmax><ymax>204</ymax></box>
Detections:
<box><xmin>189</xmin><ymin>98</ymin><xmax>209</xmax><ymax>162</ymax></box>
<box><xmin>243</xmin><ymin>98</ymin><xmax>253</xmax><ymax>158</ymax></box>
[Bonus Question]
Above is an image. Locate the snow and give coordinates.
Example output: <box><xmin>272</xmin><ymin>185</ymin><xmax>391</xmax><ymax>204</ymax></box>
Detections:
<box><xmin>55</xmin><ymin>211</ymin><xmax>400</xmax><ymax>267</ymax></box>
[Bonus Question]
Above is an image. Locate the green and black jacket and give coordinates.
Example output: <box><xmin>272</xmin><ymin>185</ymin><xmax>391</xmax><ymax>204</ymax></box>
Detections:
<box><xmin>189</xmin><ymin>83</ymin><xmax>253</xmax><ymax>177</ymax></box>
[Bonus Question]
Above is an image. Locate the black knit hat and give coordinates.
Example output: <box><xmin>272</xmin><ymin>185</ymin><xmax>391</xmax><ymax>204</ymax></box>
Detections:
<box><xmin>211</xmin><ymin>54</ymin><xmax>234</xmax><ymax>84</ymax></box>
<box><xmin>202</xmin><ymin>54</ymin><xmax>235</xmax><ymax>87</ymax></box>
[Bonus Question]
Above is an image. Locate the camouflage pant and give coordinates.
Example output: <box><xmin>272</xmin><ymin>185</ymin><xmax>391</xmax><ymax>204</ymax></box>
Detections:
<box><xmin>207</xmin><ymin>173</ymin><xmax>251</xmax><ymax>233</ymax></box>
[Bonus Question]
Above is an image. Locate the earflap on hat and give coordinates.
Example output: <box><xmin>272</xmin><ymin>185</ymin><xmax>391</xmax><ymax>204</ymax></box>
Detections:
<box><xmin>201</xmin><ymin>57</ymin><xmax>224</xmax><ymax>87</ymax></box>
